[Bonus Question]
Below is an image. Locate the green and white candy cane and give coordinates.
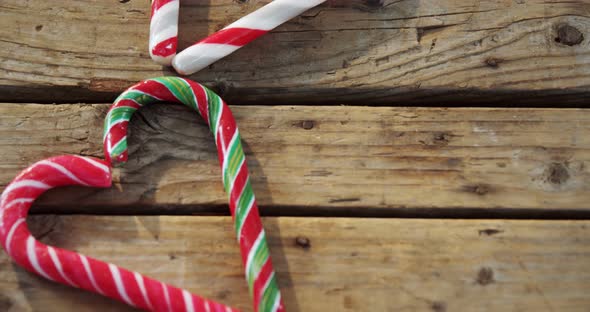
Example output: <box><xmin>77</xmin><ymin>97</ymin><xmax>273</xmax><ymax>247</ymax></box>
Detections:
<box><xmin>103</xmin><ymin>77</ymin><xmax>285</xmax><ymax>312</ymax></box>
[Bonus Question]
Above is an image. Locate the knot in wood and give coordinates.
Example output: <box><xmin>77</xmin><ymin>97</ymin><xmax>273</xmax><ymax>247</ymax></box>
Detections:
<box><xmin>301</xmin><ymin>120</ymin><xmax>315</xmax><ymax>130</ymax></box>
<box><xmin>546</xmin><ymin>162</ymin><xmax>570</xmax><ymax>185</ymax></box>
<box><xmin>555</xmin><ymin>24</ymin><xmax>584</xmax><ymax>46</ymax></box>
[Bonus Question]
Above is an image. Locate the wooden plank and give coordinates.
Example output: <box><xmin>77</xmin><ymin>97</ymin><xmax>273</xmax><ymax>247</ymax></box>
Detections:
<box><xmin>1</xmin><ymin>104</ymin><xmax>589</xmax><ymax>214</ymax></box>
<box><xmin>1</xmin><ymin>0</ymin><xmax>590</xmax><ymax>105</ymax></box>
<box><xmin>1</xmin><ymin>216</ymin><xmax>589</xmax><ymax>311</ymax></box>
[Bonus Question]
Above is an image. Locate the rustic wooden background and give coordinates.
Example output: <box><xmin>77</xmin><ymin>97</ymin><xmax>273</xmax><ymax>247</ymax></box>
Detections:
<box><xmin>1</xmin><ymin>0</ymin><xmax>589</xmax><ymax>311</ymax></box>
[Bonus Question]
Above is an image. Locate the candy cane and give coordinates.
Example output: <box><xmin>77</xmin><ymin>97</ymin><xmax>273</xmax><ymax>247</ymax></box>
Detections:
<box><xmin>0</xmin><ymin>155</ymin><xmax>237</xmax><ymax>312</ymax></box>
<box><xmin>103</xmin><ymin>77</ymin><xmax>285</xmax><ymax>312</ymax></box>
<box><xmin>149</xmin><ymin>0</ymin><xmax>326</xmax><ymax>74</ymax></box>
<box><xmin>150</xmin><ymin>0</ymin><xmax>179</xmax><ymax>65</ymax></box>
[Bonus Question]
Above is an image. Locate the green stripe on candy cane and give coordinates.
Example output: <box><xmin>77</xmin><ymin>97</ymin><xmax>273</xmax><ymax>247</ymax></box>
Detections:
<box><xmin>102</xmin><ymin>77</ymin><xmax>284</xmax><ymax>312</ymax></box>
<box><xmin>261</xmin><ymin>274</ymin><xmax>281</xmax><ymax>312</ymax></box>
<box><xmin>119</xmin><ymin>90</ymin><xmax>162</xmax><ymax>105</ymax></box>
<box><xmin>151</xmin><ymin>76</ymin><xmax>198</xmax><ymax>109</ymax></box>
<box><xmin>223</xmin><ymin>133</ymin><xmax>246</xmax><ymax>191</ymax></box>
<box><xmin>205</xmin><ymin>87</ymin><xmax>224</xmax><ymax>140</ymax></box>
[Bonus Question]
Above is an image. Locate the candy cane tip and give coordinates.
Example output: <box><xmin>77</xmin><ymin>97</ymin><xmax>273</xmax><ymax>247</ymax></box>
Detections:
<box><xmin>170</xmin><ymin>60</ymin><xmax>210</xmax><ymax>77</ymax></box>
<box><xmin>170</xmin><ymin>58</ymin><xmax>192</xmax><ymax>76</ymax></box>
<box><xmin>149</xmin><ymin>52</ymin><xmax>175</xmax><ymax>66</ymax></box>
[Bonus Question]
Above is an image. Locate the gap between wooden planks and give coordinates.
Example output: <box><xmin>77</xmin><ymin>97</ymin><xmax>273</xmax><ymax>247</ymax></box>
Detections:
<box><xmin>0</xmin><ymin>104</ymin><xmax>588</xmax><ymax>215</ymax></box>
<box><xmin>0</xmin><ymin>216</ymin><xmax>588</xmax><ymax>311</ymax></box>
<box><xmin>1</xmin><ymin>0</ymin><xmax>590</xmax><ymax>105</ymax></box>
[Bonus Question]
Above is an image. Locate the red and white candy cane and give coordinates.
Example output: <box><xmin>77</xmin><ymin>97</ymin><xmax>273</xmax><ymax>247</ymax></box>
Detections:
<box><xmin>0</xmin><ymin>155</ymin><xmax>237</xmax><ymax>312</ymax></box>
<box><xmin>149</xmin><ymin>0</ymin><xmax>326</xmax><ymax>75</ymax></box>
<box><xmin>149</xmin><ymin>0</ymin><xmax>179</xmax><ymax>65</ymax></box>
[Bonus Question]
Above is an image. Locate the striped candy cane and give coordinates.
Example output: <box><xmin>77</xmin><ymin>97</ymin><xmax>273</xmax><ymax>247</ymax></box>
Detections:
<box><xmin>0</xmin><ymin>155</ymin><xmax>237</xmax><ymax>312</ymax></box>
<box><xmin>103</xmin><ymin>77</ymin><xmax>285</xmax><ymax>312</ymax></box>
<box><xmin>148</xmin><ymin>0</ymin><xmax>326</xmax><ymax>74</ymax></box>
<box><xmin>150</xmin><ymin>0</ymin><xmax>179</xmax><ymax>65</ymax></box>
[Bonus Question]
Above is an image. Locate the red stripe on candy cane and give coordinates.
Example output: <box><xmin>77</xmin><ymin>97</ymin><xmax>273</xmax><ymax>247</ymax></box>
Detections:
<box><xmin>199</xmin><ymin>28</ymin><xmax>269</xmax><ymax>46</ymax></box>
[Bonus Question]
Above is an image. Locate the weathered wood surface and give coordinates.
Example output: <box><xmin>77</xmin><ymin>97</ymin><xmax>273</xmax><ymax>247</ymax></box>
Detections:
<box><xmin>1</xmin><ymin>103</ymin><xmax>588</xmax><ymax>214</ymax></box>
<box><xmin>1</xmin><ymin>216</ymin><xmax>588</xmax><ymax>311</ymax></box>
<box><xmin>1</xmin><ymin>0</ymin><xmax>590</xmax><ymax>105</ymax></box>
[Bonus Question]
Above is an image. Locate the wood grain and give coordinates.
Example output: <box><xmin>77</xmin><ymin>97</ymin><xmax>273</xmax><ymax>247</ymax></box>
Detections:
<box><xmin>1</xmin><ymin>0</ymin><xmax>590</xmax><ymax>105</ymax></box>
<box><xmin>1</xmin><ymin>215</ymin><xmax>589</xmax><ymax>311</ymax></box>
<box><xmin>1</xmin><ymin>103</ymin><xmax>588</xmax><ymax>214</ymax></box>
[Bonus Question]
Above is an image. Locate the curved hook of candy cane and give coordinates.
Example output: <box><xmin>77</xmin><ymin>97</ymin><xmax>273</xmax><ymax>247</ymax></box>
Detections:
<box><xmin>103</xmin><ymin>77</ymin><xmax>285</xmax><ymax>312</ymax></box>
<box><xmin>149</xmin><ymin>0</ymin><xmax>179</xmax><ymax>65</ymax></box>
<box><xmin>156</xmin><ymin>0</ymin><xmax>326</xmax><ymax>75</ymax></box>
<box><xmin>0</xmin><ymin>155</ymin><xmax>237</xmax><ymax>312</ymax></box>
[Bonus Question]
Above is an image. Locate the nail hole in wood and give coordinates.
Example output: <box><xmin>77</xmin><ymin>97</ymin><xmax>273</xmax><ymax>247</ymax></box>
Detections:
<box><xmin>476</xmin><ymin>267</ymin><xmax>495</xmax><ymax>286</ymax></box>
<box><xmin>484</xmin><ymin>57</ymin><xmax>503</xmax><ymax>68</ymax></box>
<box><xmin>295</xmin><ymin>236</ymin><xmax>311</xmax><ymax>250</ymax></box>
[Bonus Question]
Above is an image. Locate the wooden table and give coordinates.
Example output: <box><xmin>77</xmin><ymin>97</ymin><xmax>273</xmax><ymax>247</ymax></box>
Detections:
<box><xmin>1</xmin><ymin>1</ymin><xmax>589</xmax><ymax>311</ymax></box>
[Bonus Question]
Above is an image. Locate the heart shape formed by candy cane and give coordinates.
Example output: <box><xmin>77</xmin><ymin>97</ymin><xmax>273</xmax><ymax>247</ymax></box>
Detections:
<box><xmin>150</xmin><ymin>0</ymin><xmax>326</xmax><ymax>75</ymax></box>
<box><xmin>1</xmin><ymin>77</ymin><xmax>284</xmax><ymax>312</ymax></box>
<box><xmin>103</xmin><ymin>77</ymin><xmax>284</xmax><ymax>312</ymax></box>
<box><xmin>0</xmin><ymin>155</ymin><xmax>237</xmax><ymax>311</ymax></box>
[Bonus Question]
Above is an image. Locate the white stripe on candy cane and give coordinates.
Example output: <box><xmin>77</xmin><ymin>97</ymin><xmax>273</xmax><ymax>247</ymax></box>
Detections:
<box><xmin>233</xmin><ymin>176</ymin><xmax>250</xmax><ymax>214</ymax></box>
<box><xmin>27</xmin><ymin>236</ymin><xmax>54</xmax><ymax>281</ymax></box>
<box><xmin>226</xmin><ymin>0</ymin><xmax>326</xmax><ymax>31</ymax></box>
<box><xmin>162</xmin><ymin>283</ymin><xmax>172</xmax><ymax>312</ymax></box>
<box><xmin>201</xmin><ymin>84</ymin><xmax>210</xmax><ymax>124</ymax></box>
<box><xmin>0</xmin><ymin>198</ymin><xmax>34</xmax><ymax>229</ymax></box>
<box><xmin>228</xmin><ymin>156</ymin><xmax>245</xmax><ymax>193</ymax></box>
<box><xmin>260</xmin><ymin>271</ymin><xmax>275</xmax><ymax>300</ymax></box>
<box><xmin>123</xmin><ymin>88</ymin><xmax>165</xmax><ymax>102</ymax></box>
<box><xmin>109</xmin><ymin>263</ymin><xmax>135</xmax><ymax>307</ymax></box>
<box><xmin>107</xmin><ymin>136</ymin><xmax>127</xmax><ymax>157</ymax></box>
<box><xmin>214</xmin><ymin>96</ymin><xmax>226</xmax><ymax>142</ymax></box>
<box><xmin>182</xmin><ymin>289</ymin><xmax>195</xmax><ymax>312</ymax></box>
<box><xmin>245</xmin><ymin>231</ymin><xmax>265</xmax><ymax>281</ymax></box>
<box><xmin>237</xmin><ymin>196</ymin><xmax>256</xmax><ymax>242</ymax></box>
<box><xmin>80</xmin><ymin>255</ymin><xmax>105</xmax><ymax>295</ymax></box>
<box><xmin>134</xmin><ymin>272</ymin><xmax>153</xmax><ymax>310</ymax></box>
<box><xmin>73</xmin><ymin>155</ymin><xmax>111</xmax><ymax>174</ymax></box>
<box><xmin>5</xmin><ymin>218</ymin><xmax>26</xmax><ymax>256</ymax></box>
<box><xmin>270</xmin><ymin>292</ymin><xmax>282</xmax><ymax>312</ymax></box>
<box><xmin>48</xmin><ymin>246</ymin><xmax>78</xmax><ymax>287</ymax></box>
<box><xmin>1</xmin><ymin>180</ymin><xmax>50</xmax><ymax>205</ymax></box>
<box><xmin>188</xmin><ymin>80</ymin><xmax>200</xmax><ymax>111</ymax></box>
<box><xmin>2</xmin><ymin>198</ymin><xmax>34</xmax><ymax>210</ymax></box>
<box><xmin>103</xmin><ymin>118</ymin><xmax>128</xmax><ymax>141</ymax></box>
<box><xmin>38</xmin><ymin>160</ymin><xmax>89</xmax><ymax>186</ymax></box>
